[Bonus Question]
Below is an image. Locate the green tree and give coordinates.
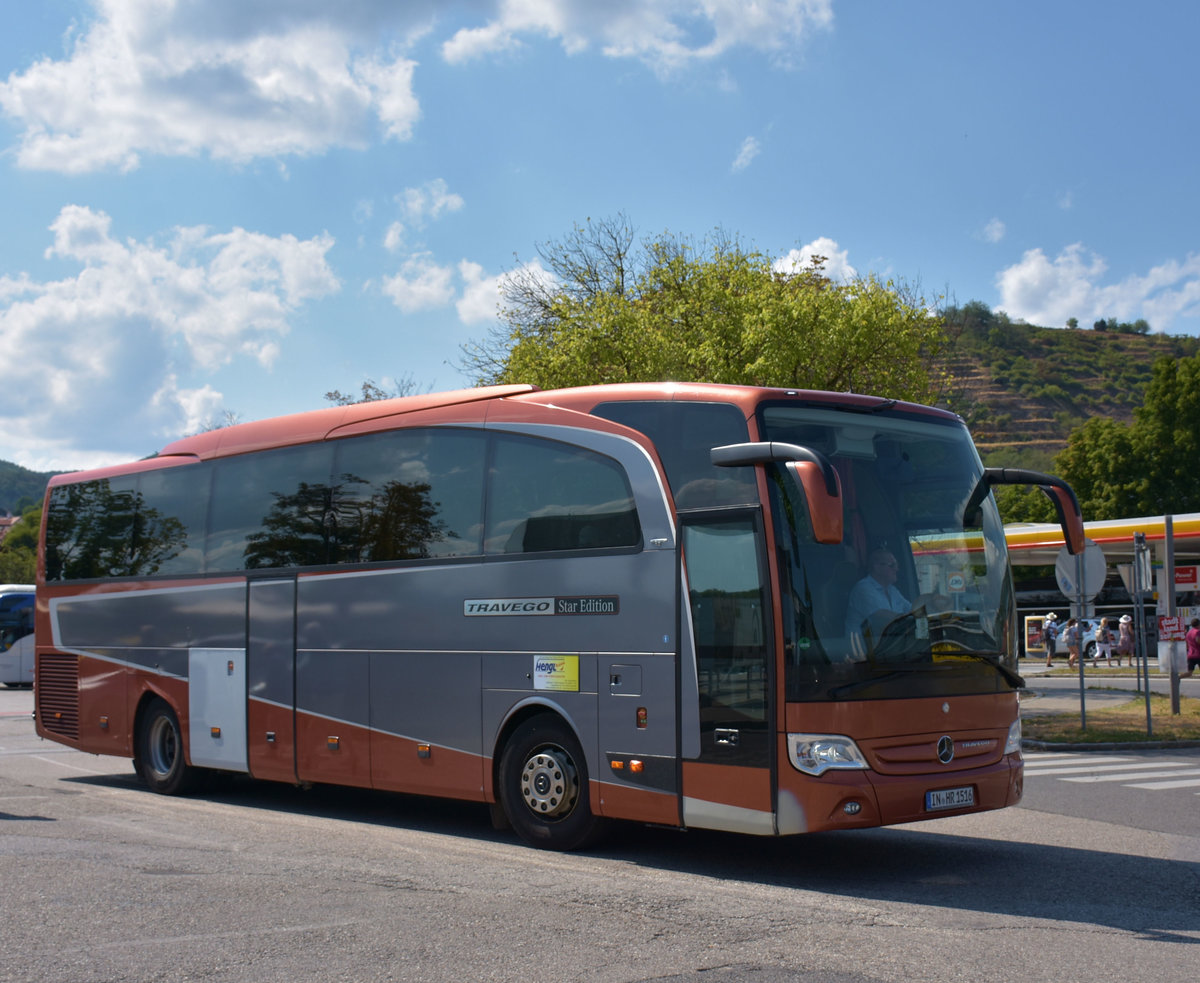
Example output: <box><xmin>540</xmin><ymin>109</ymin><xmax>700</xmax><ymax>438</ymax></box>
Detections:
<box><xmin>1051</xmin><ymin>353</ymin><xmax>1200</xmax><ymax>520</ymax></box>
<box><xmin>463</xmin><ymin>217</ymin><xmax>948</xmax><ymax>403</ymax></box>
<box><xmin>0</xmin><ymin>506</ymin><xmax>39</xmax><ymax>583</ymax></box>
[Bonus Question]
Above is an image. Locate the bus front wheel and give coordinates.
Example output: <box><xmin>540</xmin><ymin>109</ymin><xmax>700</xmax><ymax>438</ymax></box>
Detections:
<box><xmin>134</xmin><ymin>697</ymin><xmax>199</xmax><ymax>795</ymax></box>
<box><xmin>498</xmin><ymin>715</ymin><xmax>606</xmax><ymax>851</ymax></box>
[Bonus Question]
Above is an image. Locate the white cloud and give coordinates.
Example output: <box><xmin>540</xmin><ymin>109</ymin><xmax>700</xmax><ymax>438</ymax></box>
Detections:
<box><xmin>381</xmin><ymin>254</ymin><xmax>555</xmax><ymax>327</ymax></box>
<box><xmin>774</xmin><ymin>237</ymin><xmax>857</xmax><ymax>282</ymax></box>
<box><xmin>442</xmin><ymin>0</ymin><xmax>834</xmax><ymax>73</ymax></box>
<box><xmin>0</xmin><ymin>2</ymin><xmax>832</xmax><ymax>171</ymax></box>
<box><xmin>981</xmin><ymin>218</ymin><xmax>1006</xmax><ymax>243</ymax></box>
<box><xmin>0</xmin><ymin>1</ymin><xmax>429</xmax><ymax>172</ymax></box>
<box><xmin>456</xmin><ymin>260</ymin><xmax>505</xmax><ymax>324</ymax></box>
<box><xmin>383</xmin><ymin>222</ymin><xmax>406</xmax><ymax>252</ymax></box>
<box><xmin>396</xmin><ymin>178</ymin><xmax>465</xmax><ymax>225</ymax></box>
<box><xmin>996</xmin><ymin>243</ymin><xmax>1200</xmax><ymax>331</ymax></box>
<box><xmin>732</xmin><ymin>136</ymin><xmax>760</xmax><ymax>173</ymax></box>
<box><xmin>0</xmin><ymin>205</ymin><xmax>340</xmax><ymax>469</ymax></box>
<box><xmin>381</xmin><ymin>253</ymin><xmax>456</xmax><ymax>312</ymax></box>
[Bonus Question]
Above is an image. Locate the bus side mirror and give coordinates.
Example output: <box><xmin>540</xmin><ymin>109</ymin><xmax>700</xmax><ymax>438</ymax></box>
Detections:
<box><xmin>964</xmin><ymin>467</ymin><xmax>1086</xmax><ymax>555</ymax></box>
<box><xmin>784</xmin><ymin>460</ymin><xmax>844</xmax><ymax>545</ymax></box>
<box><xmin>1039</xmin><ymin>484</ymin><xmax>1086</xmax><ymax>555</ymax></box>
<box><xmin>711</xmin><ymin>442</ymin><xmax>844</xmax><ymax>546</ymax></box>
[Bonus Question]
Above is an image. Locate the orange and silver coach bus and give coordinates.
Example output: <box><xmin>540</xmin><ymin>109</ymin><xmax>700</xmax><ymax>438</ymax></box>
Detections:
<box><xmin>35</xmin><ymin>382</ymin><xmax>1084</xmax><ymax>850</ymax></box>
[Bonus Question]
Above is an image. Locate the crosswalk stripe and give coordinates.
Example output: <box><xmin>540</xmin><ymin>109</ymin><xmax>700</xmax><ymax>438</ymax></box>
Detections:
<box><xmin>1125</xmin><ymin>778</ymin><xmax>1200</xmax><ymax>790</ymax></box>
<box><xmin>1024</xmin><ymin>761</ymin><xmax>1172</xmax><ymax>777</ymax></box>
<box><xmin>1023</xmin><ymin>755</ymin><xmax>1133</xmax><ymax>772</ymax></box>
<box><xmin>1061</xmin><ymin>768</ymin><xmax>1200</xmax><ymax>783</ymax></box>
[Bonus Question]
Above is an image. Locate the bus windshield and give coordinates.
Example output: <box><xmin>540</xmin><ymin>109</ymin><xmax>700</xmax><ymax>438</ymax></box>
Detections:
<box><xmin>760</xmin><ymin>403</ymin><xmax>1015</xmax><ymax>702</ymax></box>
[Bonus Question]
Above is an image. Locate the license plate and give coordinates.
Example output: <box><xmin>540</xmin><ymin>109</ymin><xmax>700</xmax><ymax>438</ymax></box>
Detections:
<box><xmin>925</xmin><ymin>786</ymin><xmax>975</xmax><ymax>811</ymax></box>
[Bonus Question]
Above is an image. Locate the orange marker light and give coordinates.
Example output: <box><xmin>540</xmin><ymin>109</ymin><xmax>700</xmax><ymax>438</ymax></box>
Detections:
<box><xmin>636</xmin><ymin>707</ymin><xmax>648</xmax><ymax>729</ymax></box>
<box><xmin>629</xmin><ymin>760</ymin><xmax>644</xmax><ymax>774</ymax></box>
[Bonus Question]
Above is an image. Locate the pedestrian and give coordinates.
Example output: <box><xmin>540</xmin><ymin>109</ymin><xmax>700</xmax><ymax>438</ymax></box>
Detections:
<box><xmin>1042</xmin><ymin>612</ymin><xmax>1059</xmax><ymax>667</ymax></box>
<box><xmin>1065</xmin><ymin>617</ymin><xmax>1081</xmax><ymax>668</ymax></box>
<box><xmin>1116</xmin><ymin>614</ymin><xmax>1134</xmax><ymax>667</ymax></box>
<box><xmin>1095</xmin><ymin>616</ymin><xmax>1114</xmax><ymax>667</ymax></box>
<box><xmin>1186</xmin><ymin>617</ymin><xmax>1200</xmax><ymax>677</ymax></box>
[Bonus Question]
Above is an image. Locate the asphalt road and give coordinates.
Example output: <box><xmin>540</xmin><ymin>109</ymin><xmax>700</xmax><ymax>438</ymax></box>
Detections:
<box><xmin>2</xmin><ymin>686</ymin><xmax>1198</xmax><ymax>983</ymax></box>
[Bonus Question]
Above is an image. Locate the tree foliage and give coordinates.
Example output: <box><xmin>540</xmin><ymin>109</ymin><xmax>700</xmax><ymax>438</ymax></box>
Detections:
<box><xmin>463</xmin><ymin>216</ymin><xmax>948</xmax><ymax>403</ymax></box>
<box><xmin>1005</xmin><ymin>353</ymin><xmax>1200</xmax><ymax>524</ymax></box>
<box><xmin>0</xmin><ymin>506</ymin><xmax>40</xmax><ymax>583</ymax></box>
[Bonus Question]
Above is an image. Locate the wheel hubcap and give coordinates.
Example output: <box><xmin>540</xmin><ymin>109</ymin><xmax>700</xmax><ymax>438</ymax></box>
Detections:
<box><xmin>519</xmin><ymin>746</ymin><xmax>579</xmax><ymax>818</ymax></box>
<box><xmin>147</xmin><ymin>716</ymin><xmax>177</xmax><ymax>779</ymax></box>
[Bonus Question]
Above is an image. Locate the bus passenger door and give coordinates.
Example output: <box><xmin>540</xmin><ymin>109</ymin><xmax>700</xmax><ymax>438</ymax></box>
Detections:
<box><xmin>680</xmin><ymin>513</ymin><xmax>775</xmax><ymax>835</ymax></box>
<box><xmin>246</xmin><ymin>577</ymin><xmax>298</xmax><ymax>784</ymax></box>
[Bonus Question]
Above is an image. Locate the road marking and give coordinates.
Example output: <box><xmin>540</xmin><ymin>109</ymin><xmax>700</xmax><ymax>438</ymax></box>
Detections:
<box><xmin>1024</xmin><ymin>751</ymin><xmax>1200</xmax><ymax>795</ymax></box>
<box><xmin>1027</xmin><ymin>761</ymin><xmax>1195</xmax><ymax>776</ymax></box>
<box><xmin>31</xmin><ymin>753</ymin><xmax>112</xmax><ymax>774</ymax></box>
<box><xmin>1023</xmin><ymin>758</ymin><xmax>1147</xmax><ymax>776</ymax></box>
<box><xmin>1062</xmin><ymin>768</ymin><xmax>1200</xmax><ymax>783</ymax></box>
<box><xmin>1124</xmin><ymin>777</ymin><xmax>1200</xmax><ymax>790</ymax></box>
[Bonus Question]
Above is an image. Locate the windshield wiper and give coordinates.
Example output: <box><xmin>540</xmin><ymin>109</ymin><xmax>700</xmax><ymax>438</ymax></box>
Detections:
<box><xmin>940</xmin><ymin>651</ymin><xmax>1025</xmax><ymax>689</ymax></box>
<box><xmin>827</xmin><ymin>652</ymin><xmax>1024</xmax><ymax>699</ymax></box>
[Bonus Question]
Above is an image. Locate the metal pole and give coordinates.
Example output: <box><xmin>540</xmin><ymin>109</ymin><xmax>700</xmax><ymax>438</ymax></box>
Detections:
<box><xmin>1166</xmin><ymin>515</ymin><xmax>1181</xmax><ymax>714</ymax></box>
<box><xmin>1134</xmin><ymin>532</ymin><xmax>1152</xmax><ymax>737</ymax></box>
<box><xmin>1075</xmin><ymin>550</ymin><xmax>1086</xmax><ymax>730</ymax></box>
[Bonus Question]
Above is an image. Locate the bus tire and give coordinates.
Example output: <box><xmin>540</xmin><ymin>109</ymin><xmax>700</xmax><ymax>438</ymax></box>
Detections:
<box><xmin>498</xmin><ymin>714</ymin><xmax>606</xmax><ymax>851</ymax></box>
<box><xmin>134</xmin><ymin>697</ymin><xmax>199</xmax><ymax>795</ymax></box>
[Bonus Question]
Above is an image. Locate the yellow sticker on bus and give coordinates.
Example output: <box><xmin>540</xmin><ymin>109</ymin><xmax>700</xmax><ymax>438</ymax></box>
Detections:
<box><xmin>534</xmin><ymin>655</ymin><xmax>579</xmax><ymax>692</ymax></box>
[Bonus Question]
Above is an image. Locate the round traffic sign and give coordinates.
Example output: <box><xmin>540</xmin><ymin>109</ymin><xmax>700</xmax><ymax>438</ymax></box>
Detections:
<box><xmin>1054</xmin><ymin>540</ymin><xmax>1106</xmax><ymax>601</ymax></box>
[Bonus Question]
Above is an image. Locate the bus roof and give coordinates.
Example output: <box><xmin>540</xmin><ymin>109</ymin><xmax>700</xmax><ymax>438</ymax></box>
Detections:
<box><xmin>46</xmin><ymin>381</ymin><xmax>962</xmax><ymax>489</ymax></box>
<box><xmin>48</xmin><ymin>384</ymin><xmax>540</xmax><ymax>487</ymax></box>
<box><xmin>515</xmin><ymin>381</ymin><xmax>961</xmax><ymax>422</ymax></box>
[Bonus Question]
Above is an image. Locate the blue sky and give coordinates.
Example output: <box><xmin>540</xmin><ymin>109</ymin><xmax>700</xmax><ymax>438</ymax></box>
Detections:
<box><xmin>1</xmin><ymin>0</ymin><xmax>1197</xmax><ymax>472</ymax></box>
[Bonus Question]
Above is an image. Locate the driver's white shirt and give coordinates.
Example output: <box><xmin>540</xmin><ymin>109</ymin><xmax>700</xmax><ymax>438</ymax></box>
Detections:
<box><xmin>845</xmin><ymin>575</ymin><xmax>911</xmax><ymax>638</ymax></box>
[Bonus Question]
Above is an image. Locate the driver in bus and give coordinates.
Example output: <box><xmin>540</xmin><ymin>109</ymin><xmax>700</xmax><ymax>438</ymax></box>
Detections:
<box><xmin>844</xmin><ymin>548</ymin><xmax>951</xmax><ymax>659</ymax></box>
<box><xmin>845</xmin><ymin>549</ymin><xmax>913</xmax><ymax>645</ymax></box>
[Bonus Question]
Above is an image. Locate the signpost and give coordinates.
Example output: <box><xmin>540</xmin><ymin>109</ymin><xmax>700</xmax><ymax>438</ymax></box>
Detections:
<box><xmin>1055</xmin><ymin>540</ymin><xmax>1106</xmax><ymax>730</ymax></box>
<box><xmin>1133</xmin><ymin>532</ymin><xmax>1153</xmax><ymax>735</ymax></box>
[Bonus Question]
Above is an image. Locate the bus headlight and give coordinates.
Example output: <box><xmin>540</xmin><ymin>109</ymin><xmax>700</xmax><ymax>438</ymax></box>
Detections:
<box><xmin>1004</xmin><ymin>719</ymin><xmax>1022</xmax><ymax>756</ymax></box>
<box><xmin>787</xmin><ymin>734</ymin><xmax>869</xmax><ymax>776</ymax></box>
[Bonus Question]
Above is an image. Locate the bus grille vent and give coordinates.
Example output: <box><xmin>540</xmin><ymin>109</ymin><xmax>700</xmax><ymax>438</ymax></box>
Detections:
<box><xmin>37</xmin><ymin>653</ymin><xmax>80</xmax><ymax>739</ymax></box>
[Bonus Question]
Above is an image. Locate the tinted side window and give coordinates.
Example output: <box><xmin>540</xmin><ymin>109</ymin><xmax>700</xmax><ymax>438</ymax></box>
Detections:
<box><xmin>45</xmin><ymin>476</ymin><xmax>139</xmax><ymax>580</ymax></box>
<box><xmin>332</xmin><ymin>428</ymin><xmax>486</xmax><ymax>561</ymax></box>
<box><xmin>591</xmin><ymin>401</ymin><xmax>755</xmax><ymax>508</ymax></box>
<box><xmin>136</xmin><ymin>466</ymin><xmax>207</xmax><ymax>576</ymax></box>
<box><xmin>208</xmin><ymin>444</ymin><xmax>335</xmax><ymax>572</ymax></box>
<box><xmin>44</xmin><ymin>468</ymin><xmax>203</xmax><ymax>581</ymax></box>
<box><xmin>485</xmin><ymin>434</ymin><xmax>640</xmax><ymax>554</ymax></box>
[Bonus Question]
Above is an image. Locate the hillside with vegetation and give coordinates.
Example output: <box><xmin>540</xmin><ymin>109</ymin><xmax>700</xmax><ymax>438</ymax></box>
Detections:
<box><xmin>937</xmin><ymin>303</ymin><xmax>1200</xmax><ymax>471</ymax></box>
<box><xmin>0</xmin><ymin>460</ymin><xmax>57</xmax><ymax>516</ymax></box>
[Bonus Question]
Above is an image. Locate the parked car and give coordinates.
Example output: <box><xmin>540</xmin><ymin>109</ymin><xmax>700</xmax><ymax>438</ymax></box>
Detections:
<box><xmin>1054</xmin><ymin>618</ymin><xmax>1100</xmax><ymax>661</ymax></box>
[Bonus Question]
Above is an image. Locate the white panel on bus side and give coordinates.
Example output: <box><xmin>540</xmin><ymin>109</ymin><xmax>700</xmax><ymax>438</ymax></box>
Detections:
<box><xmin>188</xmin><ymin>647</ymin><xmax>249</xmax><ymax>772</ymax></box>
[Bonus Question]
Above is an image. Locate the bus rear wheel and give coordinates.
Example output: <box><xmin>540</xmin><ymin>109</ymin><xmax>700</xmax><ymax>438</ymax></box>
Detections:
<box><xmin>498</xmin><ymin>715</ymin><xmax>606</xmax><ymax>851</ymax></box>
<box><xmin>134</xmin><ymin>697</ymin><xmax>199</xmax><ymax>795</ymax></box>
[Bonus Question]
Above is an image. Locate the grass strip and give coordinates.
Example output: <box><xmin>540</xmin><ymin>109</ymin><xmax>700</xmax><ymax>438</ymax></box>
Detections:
<box><xmin>1021</xmin><ymin>692</ymin><xmax>1200</xmax><ymax>743</ymax></box>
